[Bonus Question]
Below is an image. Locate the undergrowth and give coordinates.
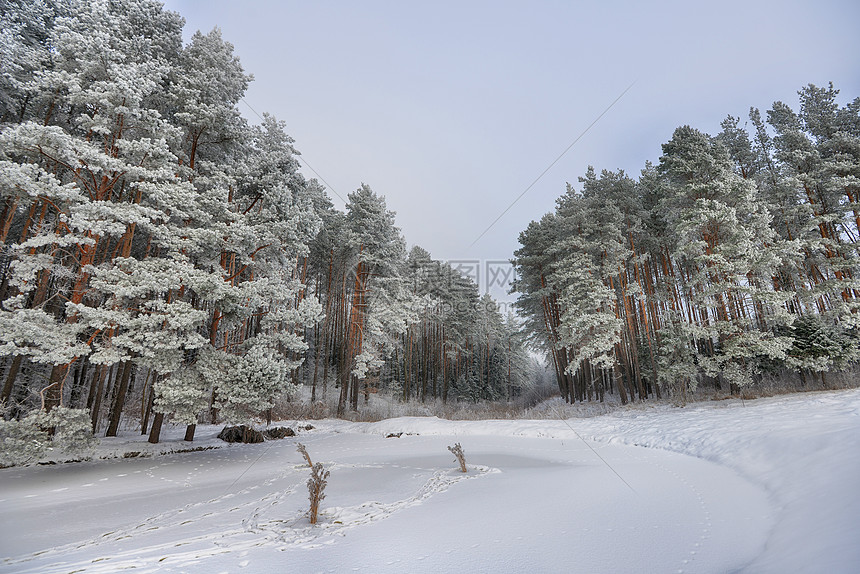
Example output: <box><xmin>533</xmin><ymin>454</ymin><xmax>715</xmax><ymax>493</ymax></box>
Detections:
<box><xmin>272</xmin><ymin>368</ymin><xmax>860</xmax><ymax>422</ymax></box>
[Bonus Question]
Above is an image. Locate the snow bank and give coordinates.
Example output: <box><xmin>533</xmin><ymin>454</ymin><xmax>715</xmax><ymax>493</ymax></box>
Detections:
<box><xmin>348</xmin><ymin>389</ymin><xmax>860</xmax><ymax>572</ymax></box>
<box><xmin>1</xmin><ymin>389</ymin><xmax>857</xmax><ymax>573</ymax></box>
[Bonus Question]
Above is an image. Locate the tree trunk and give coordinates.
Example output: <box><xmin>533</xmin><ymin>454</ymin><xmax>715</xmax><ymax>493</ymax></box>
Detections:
<box><xmin>613</xmin><ymin>356</ymin><xmax>629</xmax><ymax>406</ymax></box>
<box><xmin>90</xmin><ymin>364</ymin><xmax>111</xmax><ymax>433</ymax></box>
<box><xmin>0</xmin><ymin>196</ymin><xmax>19</xmax><ymax>244</ymax></box>
<box><xmin>1</xmin><ymin>355</ymin><xmax>23</xmax><ymax>405</ymax></box>
<box><xmin>44</xmin><ymin>363</ymin><xmax>65</xmax><ymax>412</ymax></box>
<box><xmin>106</xmin><ymin>361</ymin><xmax>133</xmax><ymax>436</ymax></box>
<box><xmin>141</xmin><ymin>372</ymin><xmax>155</xmax><ymax>435</ymax></box>
<box><xmin>148</xmin><ymin>412</ymin><xmax>164</xmax><ymax>444</ymax></box>
<box><xmin>69</xmin><ymin>359</ymin><xmax>89</xmax><ymax>408</ymax></box>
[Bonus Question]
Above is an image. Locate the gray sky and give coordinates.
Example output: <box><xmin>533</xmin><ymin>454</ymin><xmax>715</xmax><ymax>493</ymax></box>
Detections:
<box><xmin>163</xmin><ymin>0</ymin><xmax>859</xmax><ymax>303</ymax></box>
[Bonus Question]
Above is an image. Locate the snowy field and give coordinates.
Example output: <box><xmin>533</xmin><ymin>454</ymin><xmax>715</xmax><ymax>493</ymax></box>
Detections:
<box><xmin>1</xmin><ymin>389</ymin><xmax>858</xmax><ymax>573</ymax></box>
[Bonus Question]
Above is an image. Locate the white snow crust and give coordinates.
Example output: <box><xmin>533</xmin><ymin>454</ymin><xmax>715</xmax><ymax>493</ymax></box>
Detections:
<box><xmin>1</xmin><ymin>388</ymin><xmax>858</xmax><ymax>573</ymax></box>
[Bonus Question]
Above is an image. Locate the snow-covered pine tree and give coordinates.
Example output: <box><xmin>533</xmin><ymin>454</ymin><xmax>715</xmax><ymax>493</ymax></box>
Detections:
<box><xmin>1</xmin><ymin>0</ymin><xmax>190</xmax><ymax>422</ymax></box>
<box><xmin>0</xmin><ymin>1</ymin><xmax>226</xmax><ymax>453</ymax></box>
<box><xmin>657</xmin><ymin>125</ymin><xmax>794</xmax><ymax>389</ymax></box>
<box><xmin>512</xmin><ymin>214</ymin><xmax>570</xmax><ymax>397</ymax></box>
<box><xmin>204</xmin><ymin>114</ymin><xmax>323</xmax><ymax>425</ymax></box>
<box><xmin>337</xmin><ymin>185</ymin><xmax>407</xmax><ymax>414</ymax></box>
<box><xmin>766</xmin><ymin>84</ymin><xmax>860</xmax><ymax>325</ymax></box>
<box><xmin>550</xmin><ymin>187</ymin><xmax>628</xmax><ymax>402</ymax></box>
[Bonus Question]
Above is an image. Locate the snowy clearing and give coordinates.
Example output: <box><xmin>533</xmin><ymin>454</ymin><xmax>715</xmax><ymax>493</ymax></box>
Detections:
<box><xmin>1</xmin><ymin>389</ymin><xmax>858</xmax><ymax>573</ymax></box>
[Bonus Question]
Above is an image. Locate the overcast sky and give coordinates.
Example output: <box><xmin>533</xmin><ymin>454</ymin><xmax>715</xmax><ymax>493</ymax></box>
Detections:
<box><xmin>163</xmin><ymin>0</ymin><xmax>859</xmax><ymax>302</ymax></box>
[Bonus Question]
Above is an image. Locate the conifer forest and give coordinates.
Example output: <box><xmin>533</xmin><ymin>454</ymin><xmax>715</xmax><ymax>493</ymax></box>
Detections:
<box><xmin>0</xmin><ymin>0</ymin><xmax>858</xmax><ymax>458</ymax></box>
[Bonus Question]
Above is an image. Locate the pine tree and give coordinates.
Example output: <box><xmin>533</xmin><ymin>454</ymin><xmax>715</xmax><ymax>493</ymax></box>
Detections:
<box><xmin>657</xmin><ymin>125</ymin><xmax>794</xmax><ymax>388</ymax></box>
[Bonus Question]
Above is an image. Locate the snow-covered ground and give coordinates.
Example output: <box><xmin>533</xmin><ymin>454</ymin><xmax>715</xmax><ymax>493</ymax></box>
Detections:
<box><xmin>1</xmin><ymin>389</ymin><xmax>858</xmax><ymax>573</ymax></box>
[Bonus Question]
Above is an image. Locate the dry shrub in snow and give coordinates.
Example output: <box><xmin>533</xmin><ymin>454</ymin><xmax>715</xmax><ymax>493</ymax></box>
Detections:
<box><xmin>307</xmin><ymin>462</ymin><xmax>329</xmax><ymax>525</ymax></box>
<box><xmin>448</xmin><ymin>442</ymin><xmax>467</xmax><ymax>472</ymax></box>
<box><xmin>297</xmin><ymin>442</ymin><xmax>313</xmax><ymax>466</ymax></box>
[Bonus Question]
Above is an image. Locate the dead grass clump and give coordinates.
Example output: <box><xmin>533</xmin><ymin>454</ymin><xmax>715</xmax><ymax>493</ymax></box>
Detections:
<box><xmin>448</xmin><ymin>443</ymin><xmax>467</xmax><ymax>473</ymax></box>
<box><xmin>297</xmin><ymin>442</ymin><xmax>313</xmax><ymax>467</ymax></box>
<box><xmin>307</xmin><ymin>462</ymin><xmax>329</xmax><ymax>525</ymax></box>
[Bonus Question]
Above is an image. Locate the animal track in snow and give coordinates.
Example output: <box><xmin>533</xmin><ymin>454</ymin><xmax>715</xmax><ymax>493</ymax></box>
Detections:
<box><xmin>248</xmin><ymin>464</ymin><xmax>496</xmax><ymax>548</ymax></box>
<box><xmin>645</xmin><ymin>457</ymin><xmax>713</xmax><ymax>574</ymax></box>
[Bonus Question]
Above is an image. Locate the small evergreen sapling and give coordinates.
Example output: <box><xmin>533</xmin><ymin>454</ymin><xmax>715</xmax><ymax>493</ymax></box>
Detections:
<box><xmin>448</xmin><ymin>443</ymin><xmax>467</xmax><ymax>473</ymax></box>
<box><xmin>0</xmin><ymin>406</ymin><xmax>96</xmax><ymax>467</ymax></box>
<box><xmin>297</xmin><ymin>442</ymin><xmax>312</xmax><ymax>467</ymax></box>
<box><xmin>0</xmin><ymin>413</ymin><xmax>47</xmax><ymax>467</ymax></box>
<box><xmin>307</xmin><ymin>462</ymin><xmax>329</xmax><ymax>525</ymax></box>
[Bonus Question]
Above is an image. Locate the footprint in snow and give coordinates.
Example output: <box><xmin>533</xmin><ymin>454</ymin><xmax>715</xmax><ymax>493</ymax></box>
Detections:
<box><xmin>251</xmin><ymin>465</ymin><xmax>495</xmax><ymax>548</ymax></box>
